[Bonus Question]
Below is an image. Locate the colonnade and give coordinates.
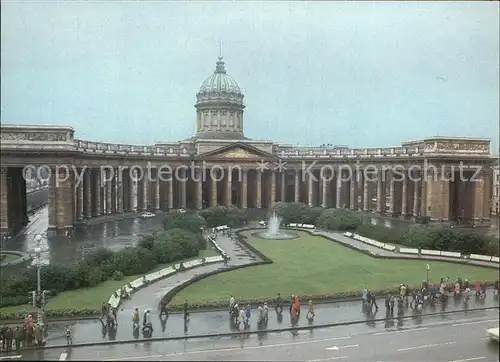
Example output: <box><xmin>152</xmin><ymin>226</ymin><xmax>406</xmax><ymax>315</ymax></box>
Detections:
<box><xmin>0</xmin><ymin>164</ymin><xmax>494</xmax><ymax>235</ymax></box>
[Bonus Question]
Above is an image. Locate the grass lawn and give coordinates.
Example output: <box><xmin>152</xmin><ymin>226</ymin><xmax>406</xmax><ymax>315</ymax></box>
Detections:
<box><xmin>170</xmin><ymin>230</ymin><xmax>498</xmax><ymax>305</ymax></box>
<box><xmin>0</xmin><ymin>253</ymin><xmax>20</xmax><ymax>266</ymax></box>
<box><xmin>0</xmin><ymin>247</ymin><xmax>218</xmax><ymax>316</ymax></box>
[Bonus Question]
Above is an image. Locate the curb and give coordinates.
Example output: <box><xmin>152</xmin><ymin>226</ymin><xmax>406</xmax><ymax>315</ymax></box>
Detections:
<box><xmin>17</xmin><ymin>306</ymin><xmax>500</xmax><ymax>351</ymax></box>
<box><xmin>298</xmin><ymin>228</ymin><xmax>499</xmax><ymax>270</ymax></box>
<box><xmin>160</xmin><ymin>230</ymin><xmax>272</xmax><ymax>309</ymax></box>
<box><xmin>0</xmin><ymin>250</ymin><xmax>32</xmax><ymax>268</ymax></box>
<box><xmin>163</xmin><ymin>228</ymin><xmax>498</xmax><ymax>311</ymax></box>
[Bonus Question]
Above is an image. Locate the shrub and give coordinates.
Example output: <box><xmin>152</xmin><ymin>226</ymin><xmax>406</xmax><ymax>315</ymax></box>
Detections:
<box><xmin>137</xmin><ymin>235</ymin><xmax>155</xmax><ymax>250</ymax></box>
<box><xmin>85</xmin><ymin>247</ymin><xmax>114</xmax><ymax>265</ymax></box>
<box><xmin>356</xmin><ymin>223</ymin><xmax>495</xmax><ymax>256</ymax></box>
<box><xmin>1</xmin><ymin>219</ymin><xmax>207</xmax><ymax>308</ymax></box>
<box><xmin>68</xmin><ymin>262</ymin><xmax>104</xmax><ymax>289</ymax></box>
<box><xmin>111</xmin><ymin>270</ymin><xmax>124</xmax><ymax>281</ymax></box>
<box><xmin>272</xmin><ymin>202</ymin><xmax>321</xmax><ymax>225</ymax></box>
<box><xmin>356</xmin><ymin>224</ymin><xmax>403</xmax><ymax>245</ymax></box>
<box><xmin>153</xmin><ymin>228</ymin><xmax>202</xmax><ymax>264</ymax></box>
<box><xmin>316</xmin><ymin>208</ymin><xmax>362</xmax><ymax>231</ymax></box>
<box><xmin>112</xmin><ymin>247</ymin><xmax>157</xmax><ymax>276</ymax></box>
<box><xmin>415</xmin><ymin>216</ymin><xmax>430</xmax><ymax>225</ymax></box>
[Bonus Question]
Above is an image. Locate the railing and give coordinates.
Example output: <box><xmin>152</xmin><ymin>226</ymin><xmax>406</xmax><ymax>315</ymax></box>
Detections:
<box><xmin>277</xmin><ymin>146</ymin><xmax>423</xmax><ymax>158</ymax></box>
<box><xmin>1</xmin><ymin>136</ymin><xmax>494</xmax><ymax>160</ymax></box>
<box><xmin>75</xmin><ymin>140</ymin><xmax>191</xmax><ymax>157</ymax></box>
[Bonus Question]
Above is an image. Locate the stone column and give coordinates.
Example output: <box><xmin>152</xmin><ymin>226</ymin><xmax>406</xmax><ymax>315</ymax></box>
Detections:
<box><xmin>388</xmin><ymin>174</ymin><xmax>395</xmax><ymax>215</ymax></box>
<box><xmin>0</xmin><ymin>168</ymin><xmax>8</xmax><ymax>233</ymax></box>
<box><xmin>270</xmin><ymin>170</ymin><xmax>276</xmax><ymax>206</ymax></box>
<box><xmin>48</xmin><ymin>167</ymin><xmax>56</xmax><ymax>229</ymax></box>
<box><xmin>280</xmin><ymin>172</ymin><xmax>286</xmax><ymax>202</ymax></box>
<box><xmin>241</xmin><ymin>169</ymin><xmax>248</xmax><ymax>208</ymax></box>
<box><xmin>226</xmin><ymin>169</ymin><xmax>232</xmax><ymax>207</ymax></box>
<box><xmin>321</xmin><ymin>177</ymin><xmax>328</xmax><ymax>208</ymax></box>
<box><xmin>401</xmin><ymin>174</ymin><xmax>408</xmax><ymax>216</ymax></box>
<box><xmin>180</xmin><ymin>168</ymin><xmax>187</xmax><ymax>209</ymax></box>
<box><xmin>168</xmin><ymin>177</ymin><xmax>174</xmax><ymax>210</ymax></box>
<box><xmin>77</xmin><ymin>177</ymin><xmax>84</xmax><ymax>220</ymax></box>
<box><xmin>106</xmin><ymin>170</ymin><xmax>112</xmax><ymax>214</ymax></box>
<box><xmin>349</xmin><ymin>177</ymin><xmax>356</xmax><ymax>210</ymax></box>
<box><xmin>473</xmin><ymin>171</ymin><xmax>485</xmax><ymax>221</ymax></box>
<box><xmin>294</xmin><ymin>170</ymin><xmax>300</xmax><ymax>203</ymax></box>
<box><xmin>154</xmin><ymin>169</ymin><xmax>160</xmax><ymax>210</ymax></box>
<box><xmin>363</xmin><ymin>174</ymin><xmax>369</xmax><ymax>211</ymax></box>
<box><xmin>196</xmin><ymin>169</ymin><xmax>203</xmax><ymax>210</ymax></box>
<box><xmin>376</xmin><ymin>172</ymin><xmax>384</xmax><ymax>213</ymax></box>
<box><xmin>55</xmin><ymin>168</ymin><xmax>75</xmax><ymax>232</ymax></box>
<box><xmin>256</xmin><ymin>170</ymin><xmax>262</xmax><ymax>208</ymax></box>
<box><xmin>116</xmin><ymin>168</ymin><xmax>123</xmax><ymax>213</ymax></box>
<box><xmin>130</xmin><ymin>171</ymin><xmax>138</xmax><ymax>211</ymax></box>
<box><xmin>94</xmin><ymin>168</ymin><xmax>101</xmax><ymax>216</ymax></box>
<box><xmin>335</xmin><ymin>176</ymin><xmax>342</xmax><ymax>208</ymax></box>
<box><xmin>142</xmin><ymin>175</ymin><xmax>149</xmax><ymax>211</ymax></box>
<box><xmin>111</xmin><ymin>169</ymin><xmax>117</xmax><ymax>213</ymax></box>
<box><xmin>413</xmin><ymin>179</ymin><xmax>420</xmax><ymax>217</ymax></box>
<box><xmin>210</xmin><ymin>174</ymin><xmax>217</xmax><ymax>207</ymax></box>
<box><xmin>440</xmin><ymin>172</ymin><xmax>450</xmax><ymax>221</ymax></box>
<box><xmin>425</xmin><ymin>169</ymin><xmax>448</xmax><ymax>221</ymax></box>
<box><xmin>307</xmin><ymin>173</ymin><xmax>314</xmax><ymax>207</ymax></box>
<box><xmin>84</xmin><ymin>170</ymin><xmax>91</xmax><ymax>218</ymax></box>
<box><xmin>483</xmin><ymin>169</ymin><xmax>492</xmax><ymax>220</ymax></box>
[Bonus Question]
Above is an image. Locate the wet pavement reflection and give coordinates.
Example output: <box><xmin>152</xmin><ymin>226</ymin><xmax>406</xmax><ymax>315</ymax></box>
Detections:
<box><xmin>1</xmin><ymin>208</ymin><xmax>165</xmax><ymax>265</ymax></box>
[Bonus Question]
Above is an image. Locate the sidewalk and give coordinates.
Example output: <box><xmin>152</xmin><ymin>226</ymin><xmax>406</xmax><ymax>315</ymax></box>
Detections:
<box><xmin>39</xmin><ymin>290</ymin><xmax>500</xmax><ymax>346</ymax></box>
<box><xmin>315</xmin><ymin>230</ymin><xmax>499</xmax><ymax>268</ymax></box>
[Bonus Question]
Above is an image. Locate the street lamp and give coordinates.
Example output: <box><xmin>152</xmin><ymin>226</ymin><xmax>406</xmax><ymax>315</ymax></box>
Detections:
<box><xmin>425</xmin><ymin>263</ymin><xmax>431</xmax><ymax>282</ymax></box>
<box><xmin>32</xmin><ymin>234</ymin><xmax>44</xmax><ymax>326</ymax></box>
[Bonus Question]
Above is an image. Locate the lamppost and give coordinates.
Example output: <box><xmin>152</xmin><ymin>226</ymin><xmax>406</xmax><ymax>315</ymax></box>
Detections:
<box><xmin>425</xmin><ymin>263</ymin><xmax>431</xmax><ymax>282</ymax></box>
<box><xmin>33</xmin><ymin>234</ymin><xmax>43</xmax><ymax>322</ymax></box>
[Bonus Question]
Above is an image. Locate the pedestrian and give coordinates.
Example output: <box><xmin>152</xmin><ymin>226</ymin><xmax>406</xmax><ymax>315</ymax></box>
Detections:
<box><xmin>306</xmin><ymin>300</ymin><xmax>315</xmax><ymax>320</ymax></box>
<box><xmin>14</xmin><ymin>326</ymin><xmax>21</xmax><ymax>351</ymax></box>
<box><xmin>65</xmin><ymin>325</ymin><xmax>72</xmax><ymax>345</ymax></box>
<box><xmin>371</xmin><ymin>292</ymin><xmax>379</xmax><ymax>310</ymax></box>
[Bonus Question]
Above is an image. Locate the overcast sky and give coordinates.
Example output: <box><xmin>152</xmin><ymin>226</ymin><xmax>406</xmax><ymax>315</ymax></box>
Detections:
<box><xmin>1</xmin><ymin>1</ymin><xmax>498</xmax><ymax>150</ymax></box>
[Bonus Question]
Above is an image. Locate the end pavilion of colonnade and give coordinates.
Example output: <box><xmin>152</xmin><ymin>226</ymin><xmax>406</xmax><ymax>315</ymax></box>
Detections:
<box><xmin>0</xmin><ymin>57</ymin><xmax>497</xmax><ymax>235</ymax></box>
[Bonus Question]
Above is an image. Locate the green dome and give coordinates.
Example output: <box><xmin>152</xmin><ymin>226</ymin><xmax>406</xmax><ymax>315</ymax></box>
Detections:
<box><xmin>196</xmin><ymin>57</ymin><xmax>244</xmax><ymax>105</ymax></box>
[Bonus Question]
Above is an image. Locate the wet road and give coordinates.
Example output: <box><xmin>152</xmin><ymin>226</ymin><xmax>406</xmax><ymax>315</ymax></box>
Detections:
<box><xmin>14</xmin><ymin>309</ymin><xmax>499</xmax><ymax>361</ymax></box>
<box><xmin>0</xmin><ymin>207</ymin><xmax>166</xmax><ymax>265</ymax></box>
<box><xmin>15</xmin><ymin>291</ymin><xmax>499</xmax><ymax>347</ymax></box>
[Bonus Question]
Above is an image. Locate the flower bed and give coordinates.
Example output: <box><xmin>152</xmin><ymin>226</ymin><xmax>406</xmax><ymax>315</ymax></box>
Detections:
<box><xmin>0</xmin><ymin>308</ymin><xmax>100</xmax><ymax>321</ymax></box>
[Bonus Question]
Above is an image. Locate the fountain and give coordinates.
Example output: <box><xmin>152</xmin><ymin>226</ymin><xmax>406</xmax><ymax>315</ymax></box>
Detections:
<box><xmin>253</xmin><ymin>212</ymin><xmax>298</xmax><ymax>240</ymax></box>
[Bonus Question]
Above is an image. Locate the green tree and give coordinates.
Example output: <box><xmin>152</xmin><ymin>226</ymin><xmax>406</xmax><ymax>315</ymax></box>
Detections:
<box><xmin>163</xmin><ymin>213</ymin><xmax>206</xmax><ymax>233</ymax></box>
<box><xmin>316</xmin><ymin>208</ymin><xmax>362</xmax><ymax>231</ymax></box>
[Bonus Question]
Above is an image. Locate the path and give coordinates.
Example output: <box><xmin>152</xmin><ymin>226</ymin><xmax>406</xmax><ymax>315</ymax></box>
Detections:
<box><xmin>5</xmin><ymin>225</ymin><xmax>499</xmax><ymax>348</ymax></box>
<box><xmin>314</xmin><ymin>230</ymin><xmax>499</xmax><ymax>268</ymax></box>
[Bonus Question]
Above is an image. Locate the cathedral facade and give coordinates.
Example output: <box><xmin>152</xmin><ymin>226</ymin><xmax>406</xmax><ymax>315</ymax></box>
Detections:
<box><xmin>0</xmin><ymin>57</ymin><xmax>496</xmax><ymax>235</ymax></box>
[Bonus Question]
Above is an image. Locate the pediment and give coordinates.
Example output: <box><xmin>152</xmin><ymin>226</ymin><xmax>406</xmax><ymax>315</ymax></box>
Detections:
<box><xmin>195</xmin><ymin>142</ymin><xmax>278</xmax><ymax>160</ymax></box>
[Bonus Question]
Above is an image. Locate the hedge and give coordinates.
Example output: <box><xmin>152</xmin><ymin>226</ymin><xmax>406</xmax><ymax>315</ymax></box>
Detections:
<box><xmin>356</xmin><ymin>224</ymin><xmax>499</xmax><ymax>256</ymax></box>
<box><xmin>198</xmin><ymin>206</ymin><xmax>248</xmax><ymax>228</ymax></box>
<box><xmin>0</xmin><ymin>308</ymin><xmax>99</xmax><ymax>321</ymax></box>
<box><xmin>0</xmin><ymin>218</ymin><xmax>208</xmax><ymax>308</ymax></box>
<box><xmin>316</xmin><ymin>208</ymin><xmax>362</xmax><ymax>231</ymax></box>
